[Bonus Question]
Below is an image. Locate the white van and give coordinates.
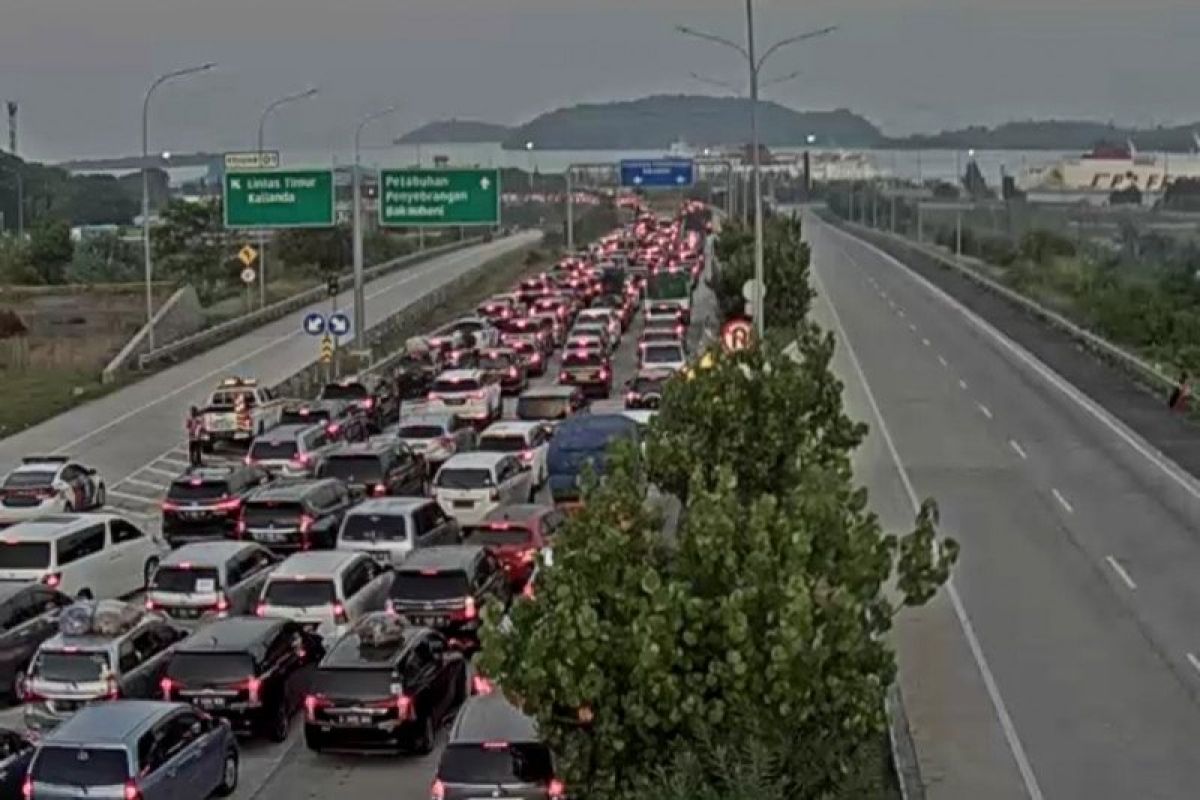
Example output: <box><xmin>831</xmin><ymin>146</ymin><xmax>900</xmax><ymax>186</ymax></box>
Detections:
<box><xmin>433</xmin><ymin>452</ymin><xmax>534</xmax><ymax>526</ymax></box>
<box><xmin>256</xmin><ymin>550</ymin><xmax>392</xmax><ymax>641</ymax></box>
<box><xmin>0</xmin><ymin>514</ymin><xmax>167</xmax><ymax>600</ymax></box>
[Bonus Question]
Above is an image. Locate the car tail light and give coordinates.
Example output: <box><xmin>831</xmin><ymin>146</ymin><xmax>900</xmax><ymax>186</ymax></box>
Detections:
<box><xmin>625</xmin><ymin>392</ymin><xmax>637</xmax><ymax>404</ymax></box>
<box><xmin>522</xmin><ymin>581</ymin><xmax>536</xmax><ymax>600</ymax></box>
<box><xmin>144</xmin><ymin>597</ymin><xmax>157</xmax><ymax>611</ymax></box>
<box><xmin>105</xmin><ymin>676</ymin><xmax>120</xmax><ymax>700</ymax></box>
<box><xmin>332</xmin><ymin>602</ymin><xmax>348</xmax><ymax>624</ymax></box>
<box><xmin>215</xmin><ymin>593</ymin><xmax>230</xmax><ymax>615</ymax></box>
<box><xmin>549</xmin><ymin>778</ymin><xmax>566</xmax><ymax>800</ymax></box>
<box><xmin>373</xmin><ymin>483</ymin><xmax>387</xmax><ymax>497</ymax></box>
<box><xmin>520</xmin><ymin>548</ymin><xmax>536</xmax><ymax>563</ymax></box>
<box><xmin>362</xmin><ymin>397</ymin><xmax>376</xmax><ymax>411</ymax></box>
<box><xmin>436</xmin><ymin>435</ymin><xmax>454</xmax><ymax>449</ymax></box>
<box><xmin>299</xmin><ymin>514</ymin><xmax>314</xmax><ymax>534</ymax></box>
<box><xmin>471</xmin><ymin>675</ymin><xmax>494</xmax><ymax>695</ymax></box>
<box><xmin>599</xmin><ymin>368</ymin><xmax>610</xmax><ymax>380</ymax></box>
<box><xmin>675</xmin><ymin>325</ymin><xmax>685</xmax><ymax>336</ymax></box>
<box><xmin>507</xmin><ymin>367</ymin><xmax>518</xmax><ymax>379</ymax></box>
<box><xmin>326</xmin><ymin>423</ymin><xmax>342</xmax><ymax>436</ymax></box>
<box><xmin>558</xmin><ymin>371</ymin><xmax>570</xmax><ymax>382</ymax></box>
<box><xmin>255</xmin><ymin>602</ymin><xmax>268</xmax><ymax>617</ymax></box>
<box><xmin>519</xmin><ymin>450</ymin><xmax>534</xmax><ymax>463</ymax></box>
<box><xmin>160</xmin><ymin>676</ymin><xmax>174</xmax><ymax>700</ymax></box>
<box><xmin>430</xmin><ymin>779</ymin><xmax>446</xmax><ymax>800</ymax></box>
<box><xmin>531</xmin><ymin>352</ymin><xmax>542</xmax><ymax>363</ymax></box>
<box><xmin>396</xmin><ymin>693</ymin><xmax>414</xmax><ymax>721</ymax></box>
<box><xmin>236</xmin><ymin>519</ymin><xmax>247</xmax><ymax>537</ymax></box>
<box><xmin>305</xmin><ymin>694</ymin><xmax>325</xmax><ymax>721</ymax></box>
<box><xmin>470</xmin><ymin>391</ymin><xmax>485</xmax><ymax>400</ymax></box>
<box><xmin>41</xmin><ymin>572</ymin><xmax>61</xmax><ymax>589</ymax></box>
<box><xmin>459</xmin><ymin>596</ymin><xmax>477</xmax><ymax>621</ymax></box>
<box><xmin>244</xmin><ymin>456</ymin><xmax>255</xmax><ymax>466</ymax></box>
<box><xmin>247</xmin><ymin>676</ymin><xmax>262</xmax><ymax>706</ymax></box>
<box><xmin>214</xmin><ymin>497</ymin><xmax>241</xmax><ymax>513</ymax></box>
<box><xmin>291</xmin><ymin>453</ymin><xmax>312</xmax><ymax>468</ymax></box>
<box><xmin>160</xmin><ymin>500</ymin><xmax>181</xmax><ymax>513</ymax></box>
<box><xmin>21</xmin><ymin>775</ymin><xmax>30</xmax><ymax>800</ymax></box>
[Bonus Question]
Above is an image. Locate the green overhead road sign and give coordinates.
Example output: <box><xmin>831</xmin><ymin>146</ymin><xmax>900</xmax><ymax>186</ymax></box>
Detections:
<box><xmin>223</xmin><ymin>169</ymin><xmax>335</xmax><ymax>229</ymax></box>
<box><xmin>379</xmin><ymin>168</ymin><xmax>500</xmax><ymax>227</ymax></box>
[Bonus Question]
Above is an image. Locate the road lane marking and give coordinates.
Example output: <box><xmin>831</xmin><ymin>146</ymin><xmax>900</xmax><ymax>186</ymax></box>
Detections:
<box><xmin>1187</xmin><ymin>653</ymin><xmax>1200</xmax><ymax>674</ymax></box>
<box><xmin>1051</xmin><ymin>488</ymin><xmax>1074</xmax><ymax>514</ymax></box>
<box><xmin>897</xmin><ymin>309</ymin><xmax>906</xmax><ymax>318</ymax></box>
<box><xmin>823</xmin><ymin>222</ymin><xmax>1200</xmax><ymax>509</ymax></box>
<box><xmin>811</xmin><ymin>263</ymin><xmax>1046</xmax><ymax>800</ymax></box>
<box><xmin>959</xmin><ymin>379</ymin><xmax>969</xmax><ymax>390</ymax></box>
<box><xmin>938</xmin><ymin>355</ymin><xmax>948</xmax><ymax>367</ymax></box>
<box><xmin>47</xmin><ymin>239</ymin><xmax>529</xmax><ymax>457</ymax></box>
<box><xmin>978</xmin><ymin>403</ymin><xmax>993</xmax><ymax>419</ymax></box>
<box><xmin>122</xmin><ymin>477</ymin><xmax>167</xmax><ymax>490</ymax></box>
<box><xmin>908</xmin><ymin>323</ymin><xmax>917</xmax><ymax>332</ymax></box>
<box><xmin>1105</xmin><ymin>556</ymin><xmax>1137</xmax><ymax>590</ymax></box>
<box><xmin>143</xmin><ymin>467</ymin><xmax>178</xmax><ymax>478</ymax></box>
<box><xmin>1009</xmin><ymin>440</ymin><xmax>1028</xmax><ymax>459</ymax></box>
<box><xmin>922</xmin><ymin>337</ymin><xmax>931</xmax><ymax>347</ymax></box>
<box><xmin>108</xmin><ymin>489</ymin><xmax>159</xmax><ymax>506</ymax></box>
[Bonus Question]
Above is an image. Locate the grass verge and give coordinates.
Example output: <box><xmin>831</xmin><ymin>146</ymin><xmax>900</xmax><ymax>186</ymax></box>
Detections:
<box><xmin>0</xmin><ymin>368</ymin><xmax>136</xmax><ymax>440</ymax></box>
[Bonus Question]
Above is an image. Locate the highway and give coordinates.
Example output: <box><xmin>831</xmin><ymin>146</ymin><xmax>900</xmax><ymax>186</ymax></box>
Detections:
<box><xmin>0</xmin><ymin>233</ymin><xmax>538</xmax><ymax>523</ymax></box>
<box><xmin>805</xmin><ymin>210</ymin><xmax>1200</xmax><ymax>799</ymax></box>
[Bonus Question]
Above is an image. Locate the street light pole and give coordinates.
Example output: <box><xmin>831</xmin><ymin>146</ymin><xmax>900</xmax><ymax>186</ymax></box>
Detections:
<box><xmin>352</xmin><ymin>105</ymin><xmax>400</xmax><ymax>352</ymax></box>
<box><xmin>141</xmin><ymin>62</ymin><xmax>215</xmax><ymax>350</ymax></box>
<box><xmin>256</xmin><ymin>86</ymin><xmax>318</xmax><ymax>308</ymax></box>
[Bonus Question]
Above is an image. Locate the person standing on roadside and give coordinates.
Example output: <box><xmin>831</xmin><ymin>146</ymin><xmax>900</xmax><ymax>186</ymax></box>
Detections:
<box><xmin>1169</xmin><ymin>371</ymin><xmax>1191</xmax><ymax>413</ymax></box>
<box><xmin>186</xmin><ymin>406</ymin><xmax>205</xmax><ymax>467</ymax></box>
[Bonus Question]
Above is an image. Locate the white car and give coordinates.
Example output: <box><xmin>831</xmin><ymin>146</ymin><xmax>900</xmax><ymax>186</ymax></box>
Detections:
<box><xmin>433</xmin><ymin>452</ymin><xmax>534</xmax><ymax>526</ymax></box>
<box><xmin>448</xmin><ymin>316</ymin><xmax>500</xmax><ymax>349</ymax></box>
<box><xmin>639</xmin><ymin>341</ymin><xmax>688</xmax><ymax>374</ymax></box>
<box><xmin>0</xmin><ymin>513</ymin><xmax>168</xmax><ymax>599</ymax></box>
<box><xmin>577</xmin><ymin>308</ymin><xmax>622</xmax><ymax>344</ymax></box>
<box><xmin>257</xmin><ymin>550</ymin><xmax>392</xmax><ymax>642</ymax></box>
<box><xmin>0</xmin><ymin>456</ymin><xmax>106</xmax><ymax>525</ymax></box>
<box><xmin>427</xmin><ymin>369</ymin><xmax>502</xmax><ymax>423</ymax></box>
<box><xmin>336</xmin><ymin>497</ymin><xmax>461</xmax><ymax>567</ymax></box>
<box><xmin>478</xmin><ymin>421</ymin><xmax>552</xmax><ymax>488</ymax></box>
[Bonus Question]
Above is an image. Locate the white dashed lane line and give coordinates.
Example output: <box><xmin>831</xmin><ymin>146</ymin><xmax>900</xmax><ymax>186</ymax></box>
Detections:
<box><xmin>977</xmin><ymin>403</ymin><xmax>993</xmax><ymax>420</ymax></box>
<box><xmin>1187</xmin><ymin>653</ymin><xmax>1200</xmax><ymax>674</ymax></box>
<box><xmin>959</xmin><ymin>379</ymin><xmax>969</xmax><ymax>390</ymax></box>
<box><xmin>124</xmin><ymin>477</ymin><xmax>168</xmax><ymax>490</ymax></box>
<box><xmin>908</xmin><ymin>323</ymin><xmax>917</xmax><ymax>332</ymax></box>
<box><xmin>1051</xmin><ymin>487</ymin><xmax>1074</xmax><ymax>514</ymax></box>
<box><xmin>922</xmin><ymin>337</ymin><xmax>931</xmax><ymax>347</ymax></box>
<box><xmin>1009</xmin><ymin>440</ymin><xmax>1028</xmax><ymax>460</ymax></box>
<box><xmin>1105</xmin><ymin>555</ymin><xmax>1137</xmax><ymax>590</ymax></box>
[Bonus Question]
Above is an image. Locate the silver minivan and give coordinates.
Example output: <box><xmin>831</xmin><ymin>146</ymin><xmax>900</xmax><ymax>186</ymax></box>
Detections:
<box><xmin>145</xmin><ymin>542</ymin><xmax>280</xmax><ymax>627</ymax></box>
<box><xmin>246</xmin><ymin>423</ymin><xmax>334</xmax><ymax>477</ymax></box>
<box><xmin>336</xmin><ymin>497</ymin><xmax>461</xmax><ymax>567</ymax></box>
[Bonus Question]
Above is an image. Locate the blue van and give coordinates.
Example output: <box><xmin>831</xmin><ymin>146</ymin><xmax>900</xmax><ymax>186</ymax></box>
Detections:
<box><xmin>546</xmin><ymin>414</ymin><xmax>640</xmax><ymax>504</ymax></box>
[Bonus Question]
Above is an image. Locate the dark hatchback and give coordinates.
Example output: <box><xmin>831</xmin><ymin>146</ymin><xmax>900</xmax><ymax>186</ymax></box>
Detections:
<box><xmin>385</xmin><ymin>547</ymin><xmax>508</xmax><ymax>650</ymax></box>
<box><xmin>304</xmin><ymin>614</ymin><xmax>466</xmax><ymax>754</ymax></box>
<box><xmin>162</xmin><ymin>616</ymin><xmax>324</xmax><ymax>742</ymax></box>
<box><xmin>315</xmin><ymin>440</ymin><xmax>427</xmax><ymax>499</ymax></box>
<box><xmin>238</xmin><ymin>480</ymin><xmax>353</xmax><ymax>552</ymax></box>
<box><xmin>279</xmin><ymin>400</ymin><xmax>376</xmax><ymax>444</ymax></box>
<box><xmin>623</xmin><ymin>371</ymin><xmax>670</xmax><ymax>410</ymax></box>
<box><xmin>392</xmin><ymin>352</ymin><xmax>441</xmax><ymax>401</ymax></box>
<box><xmin>161</xmin><ymin>465</ymin><xmax>272</xmax><ymax>546</ymax></box>
<box><xmin>0</xmin><ymin>584</ymin><xmax>71</xmax><ymax>701</ymax></box>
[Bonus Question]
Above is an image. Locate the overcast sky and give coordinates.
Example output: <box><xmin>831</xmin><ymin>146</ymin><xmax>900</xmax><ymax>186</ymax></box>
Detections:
<box><xmin>4</xmin><ymin>0</ymin><xmax>1200</xmax><ymax>162</ymax></box>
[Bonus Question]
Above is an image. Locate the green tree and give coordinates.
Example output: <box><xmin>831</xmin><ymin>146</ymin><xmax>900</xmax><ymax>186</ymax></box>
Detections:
<box><xmin>0</xmin><ymin>237</ymin><xmax>37</xmax><ymax>284</ymax></box>
<box><xmin>65</xmin><ymin>233</ymin><xmax>141</xmax><ymax>283</ymax></box>
<box><xmin>152</xmin><ymin>199</ymin><xmax>230</xmax><ymax>301</ymax></box>
<box><xmin>709</xmin><ymin>217</ymin><xmax>815</xmax><ymax>324</ymax></box>
<box><xmin>27</xmin><ymin>218</ymin><xmax>73</xmax><ymax>284</ymax></box>
<box><xmin>274</xmin><ymin>227</ymin><xmax>351</xmax><ymax>277</ymax></box>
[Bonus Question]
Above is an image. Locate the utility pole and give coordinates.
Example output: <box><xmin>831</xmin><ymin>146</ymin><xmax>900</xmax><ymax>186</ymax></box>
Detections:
<box><xmin>352</xmin><ymin>105</ymin><xmax>400</xmax><ymax>352</ymax></box>
<box><xmin>6</xmin><ymin>102</ymin><xmax>22</xmax><ymax>237</ymax></box>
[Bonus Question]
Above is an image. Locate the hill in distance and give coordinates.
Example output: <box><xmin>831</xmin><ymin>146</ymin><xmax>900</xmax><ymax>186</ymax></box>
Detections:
<box><xmin>397</xmin><ymin>119</ymin><xmax>512</xmax><ymax>144</ymax></box>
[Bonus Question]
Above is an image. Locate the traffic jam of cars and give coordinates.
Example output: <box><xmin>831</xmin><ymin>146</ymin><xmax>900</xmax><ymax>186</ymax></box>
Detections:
<box><xmin>0</xmin><ymin>201</ymin><xmax>711</xmax><ymax>799</ymax></box>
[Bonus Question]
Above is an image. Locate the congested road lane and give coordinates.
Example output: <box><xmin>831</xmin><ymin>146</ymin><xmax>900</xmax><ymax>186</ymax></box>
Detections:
<box><xmin>806</xmin><ymin>210</ymin><xmax>1200</xmax><ymax>799</ymax></box>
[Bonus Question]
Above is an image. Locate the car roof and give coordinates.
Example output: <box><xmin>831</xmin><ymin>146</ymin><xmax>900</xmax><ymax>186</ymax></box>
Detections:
<box><xmin>481</xmin><ymin>421</ymin><xmax>542</xmax><ymax>437</ymax></box>
<box><xmin>519</xmin><ymin>386</ymin><xmax>577</xmax><ymax>399</ymax></box>
<box><xmin>322</xmin><ymin>625</ymin><xmax>424</xmax><ymax>668</ymax></box>
<box><xmin>175</xmin><ymin>465</ymin><xmax>246</xmax><ymax>482</ymax></box>
<box><xmin>0</xmin><ymin>514</ymin><xmax>118</xmax><ymax>541</ymax></box>
<box><xmin>399</xmin><ymin>545</ymin><xmax>485</xmax><ymax>573</ymax></box>
<box><xmin>397</xmin><ymin>414</ymin><xmax>454</xmax><ymax>428</ymax></box>
<box><xmin>345</xmin><ymin>497</ymin><xmax>431</xmax><ymax>515</ymax></box>
<box><xmin>256</xmin><ymin>423</ymin><xmax>320</xmax><ymax>440</ymax></box>
<box><xmin>440</xmin><ymin>451</ymin><xmax>509</xmax><ymax>470</ymax></box>
<box><xmin>324</xmin><ymin>440</ymin><xmax>392</xmax><ymax>457</ymax></box>
<box><xmin>161</xmin><ymin>541</ymin><xmax>259</xmax><ymax>566</ymax></box>
<box><xmin>480</xmin><ymin>504</ymin><xmax>553</xmax><ymax>523</ymax></box>
<box><xmin>554</xmin><ymin>413</ymin><xmax>639</xmax><ymax>439</ymax></box>
<box><xmin>273</xmin><ymin>550</ymin><xmax>362</xmax><ymax>576</ymax></box>
<box><xmin>450</xmin><ymin>693</ymin><xmax>540</xmax><ymax>744</ymax></box>
<box><xmin>9</xmin><ymin>462</ymin><xmax>63</xmax><ymax>475</ymax></box>
<box><xmin>46</xmin><ymin>701</ymin><xmax>177</xmax><ymax>746</ymax></box>
<box><xmin>436</xmin><ymin>369</ymin><xmax>483</xmax><ymax>381</ymax></box>
<box><xmin>246</xmin><ymin>480</ymin><xmax>333</xmax><ymax>502</ymax></box>
<box><xmin>176</xmin><ymin>616</ymin><xmax>284</xmax><ymax>653</ymax></box>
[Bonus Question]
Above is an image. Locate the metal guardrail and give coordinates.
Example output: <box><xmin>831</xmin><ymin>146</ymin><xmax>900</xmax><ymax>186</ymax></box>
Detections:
<box><xmin>825</xmin><ymin>213</ymin><xmax>1177</xmax><ymax>397</ymax></box>
<box><xmin>131</xmin><ymin>237</ymin><xmax>480</xmax><ymax>373</ymax></box>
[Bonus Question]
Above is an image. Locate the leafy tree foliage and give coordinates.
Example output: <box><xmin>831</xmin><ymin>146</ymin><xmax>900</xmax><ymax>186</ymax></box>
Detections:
<box><xmin>708</xmin><ymin>217</ymin><xmax>815</xmax><ymax>324</ymax></box>
<box><xmin>151</xmin><ymin>199</ymin><xmax>231</xmax><ymax>301</ymax></box>
<box><xmin>27</xmin><ymin>218</ymin><xmax>74</xmax><ymax>284</ymax></box>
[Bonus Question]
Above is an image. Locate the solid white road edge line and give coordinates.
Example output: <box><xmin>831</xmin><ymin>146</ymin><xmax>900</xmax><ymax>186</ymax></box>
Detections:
<box><xmin>107</xmin><ymin>489</ymin><xmax>159</xmax><ymax>505</ymax></box>
<box><xmin>959</xmin><ymin>379</ymin><xmax>969</xmax><ymax>390</ymax></box>
<box><xmin>810</xmin><ymin>263</ymin><xmax>1046</xmax><ymax>800</ymax></box>
<box><xmin>938</xmin><ymin>355</ymin><xmax>948</xmax><ymax>367</ymax></box>
<box><xmin>823</xmin><ymin>221</ymin><xmax>1200</xmax><ymax>508</ymax></box>
<box><xmin>1105</xmin><ymin>556</ymin><xmax>1137</xmax><ymax>591</ymax></box>
<box><xmin>978</xmin><ymin>403</ymin><xmax>993</xmax><ymax>420</ymax></box>
<box><xmin>1186</xmin><ymin>652</ymin><xmax>1200</xmax><ymax>674</ymax></box>
<box><xmin>1009</xmin><ymin>440</ymin><xmax>1028</xmax><ymax>460</ymax></box>
<box><xmin>1051</xmin><ymin>488</ymin><xmax>1074</xmax><ymax>514</ymax></box>
<box><xmin>121</xmin><ymin>477</ymin><xmax>167</xmax><ymax>490</ymax></box>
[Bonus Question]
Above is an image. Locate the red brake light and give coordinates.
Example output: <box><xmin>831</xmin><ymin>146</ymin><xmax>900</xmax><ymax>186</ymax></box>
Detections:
<box><xmin>326</xmin><ymin>423</ymin><xmax>341</xmax><ymax>436</ymax></box>
<box><xmin>41</xmin><ymin>573</ymin><xmax>61</xmax><ymax>588</ymax></box>
<box><xmin>519</xmin><ymin>450</ymin><xmax>534</xmax><ymax>462</ymax></box>
<box><xmin>214</xmin><ymin>497</ymin><xmax>241</xmax><ymax>513</ymax></box>
<box><xmin>558</xmin><ymin>372</ymin><xmax>570</xmax><ymax>382</ymax></box>
<box><xmin>373</xmin><ymin>483</ymin><xmax>387</xmax><ymax>496</ymax></box>
<box><xmin>599</xmin><ymin>368</ymin><xmax>610</xmax><ymax>380</ymax></box>
<box><xmin>430</xmin><ymin>779</ymin><xmax>446</xmax><ymax>800</ymax></box>
<box><xmin>216</xmin><ymin>593</ymin><xmax>230</xmax><ymax>614</ymax></box>
<box><xmin>236</xmin><ymin>519</ymin><xmax>247</xmax><ymax>537</ymax></box>
<box><xmin>160</xmin><ymin>676</ymin><xmax>174</xmax><ymax>700</ymax></box>
<box><xmin>549</xmin><ymin>778</ymin><xmax>566</xmax><ymax>800</ymax></box>
<box><xmin>299</xmin><ymin>514</ymin><xmax>314</xmax><ymax>534</ymax></box>
<box><xmin>462</xmin><ymin>596</ymin><xmax>477</xmax><ymax>620</ymax></box>
<box><xmin>292</xmin><ymin>453</ymin><xmax>312</xmax><ymax>467</ymax></box>
<box><xmin>255</xmin><ymin>602</ymin><xmax>267</xmax><ymax>617</ymax></box>
<box><xmin>507</xmin><ymin>367</ymin><xmax>517</xmax><ymax>378</ymax></box>
<box><xmin>247</xmin><ymin>676</ymin><xmax>262</xmax><ymax>705</ymax></box>
<box><xmin>124</xmin><ymin>781</ymin><xmax>142</xmax><ymax>800</ymax></box>
<box><xmin>362</xmin><ymin>397</ymin><xmax>375</xmax><ymax>410</ymax></box>
<box><xmin>160</xmin><ymin>500</ymin><xmax>181</xmax><ymax>513</ymax></box>
<box><xmin>332</xmin><ymin>602</ymin><xmax>348</xmax><ymax>624</ymax></box>
<box><xmin>471</xmin><ymin>675</ymin><xmax>494</xmax><ymax>695</ymax></box>
<box><xmin>396</xmin><ymin>693</ymin><xmax>414</xmax><ymax>721</ymax></box>
<box><xmin>21</xmin><ymin>775</ymin><xmax>30</xmax><ymax>800</ymax></box>
<box><xmin>144</xmin><ymin>597</ymin><xmax>157</xmax><ymax>611</ymax></box>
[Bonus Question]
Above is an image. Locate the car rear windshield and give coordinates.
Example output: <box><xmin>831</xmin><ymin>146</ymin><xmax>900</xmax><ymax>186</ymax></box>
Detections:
<box><xmin>318</xmin><ymin>455</ymin><xmax>384</xmax><ymax>484</ymax></box>
<box><xmin>166</xmin><ymin>652</ymin><xmax>255</xmax><ymax>685</ymax></box>
<box><xmin>479</xmin><ymin>355</ymin><xmax>512</xmax><ymax>370</ymax></box>
<box><xmin>243</xmin><ymin>502</ymin><xmax>304</xmax><ymax>527</ymax></box>
<box><xmin>151</xmin><ymin>566</ymin><xmax>221</xmax><ymax>594</ymax></box>
<box><xmin>34</xmin><ymin>650</ymin><xmax>109</xmax><ymax>683</ymax></box>
<box><xmin>478</xmin><ymin>435</ymin><xmax>528</xmax><ymax>453</ymax></box>
<box><xmin>437</xmin><ymin>742</ymin><xmax>554</xmax><ymax>784</ymax></box>
<box><xmin>391</xmin><ymin>571</ymin><xmax>470</xmax><ymax>600</ymax></box>
<box><xmin>264</xmin><ymin>579</ymin><xmax>337</xmax><ymax>607</ymax></box>
<box><xmin>32</xmin><ymin>746</ymin><xmax>129</xmax><ymax>787</ymax></box>
<box><xmin>0</xmin><ymin>542</ymin><xmax>50</xmax><ymax>569</ymax></box>
<box><xmin>3</xmin><ymin>470</ymin><xmax>55</xmax><ymax>489</ymax></box>
<box><xmin>321</xmin><ymin>383</ymin><xmax>369</xmax><ymax>401</ymax></box>
<box><xmin>464</xmin><ymin>527</ymin><xmax>534</xmax><ymax>547</ymax></box>
<box><xmin>341</xmin><ymin>513</ymin><xmax>408</xmax><ymax>542</ymax></box>
<box><xmin>166</xmin><ymin>481</ymin><xmax>230</xmax><ymax>503</ymax></box>
<box><xmin>209</xmin><ymin>390</ymin><xmax>257</xmax><ymax>408</ymax></box>
<box><xmin>433</xmin><ymin>378</ymin><xmax>480</xmax><ymax>393</ymax></box>
<box><xmin>630</xmin><ymin>376</ymin><xmax>667</xmax><ymax>394</ymax></box>
<box><xmin>313</xmin><ymin>667</ymin><xmax>394</xmax><ymax>698</ymax></box>
<box><xmin>249</xmin><ymin>440</ymin><xmax>298</xmax><ymax>461</ymax></box>
<box><xmin>435</xmin><ymin>468</ymin><xmax>493</xmax><ymax>490</ymax></box>
<box><xmin>643</xmin><ymin>345</ymin><xmax>684</xmax><ymax>363</ymax></box>
<box><xmin>516</xmin><ymin>397</ymin><xmax>570</xmax><ymax>420</ymax></box>
<box><xmin>398</xmin><ymin>425</ymin><xmax>445</xmax><ymax>439</ymax></box>
<box><xmin>563</xmin><ymin>352</ymin><xmax>604</xmax><ymax>367</ymax></box>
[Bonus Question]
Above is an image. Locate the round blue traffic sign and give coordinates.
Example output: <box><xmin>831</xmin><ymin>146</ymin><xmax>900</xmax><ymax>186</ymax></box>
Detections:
<box><xmin>328</xmin><ymin>312</ymin><xmax>352</xmax><ymax>337</ymax></box>
<box><xmin>302</xmin><ymin>312</ymin><xmax>326</xmax><ymax>336</ymax></box>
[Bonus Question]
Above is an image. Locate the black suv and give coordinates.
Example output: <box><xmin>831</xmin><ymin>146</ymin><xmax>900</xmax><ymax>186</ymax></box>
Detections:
<box><xmin>304</xmin><ymin>613</ymin><xmax>466</xmax><ymax>754</ymax></box>
<box><xmin>318</xmin><ymin>375</ymin><xmax>396</xmax><ymax>426</ymax></box>
<box><xmin>161</xmin><ymin>464</ymin><xmax>272</xmax><ymax>546</ymax></box>
<box><xmin>238</xmin><ymin>479</ymin><xmax>353</xmax><ymax>552</ymax></box>
<box><xmin>163</xmin><ymin>616</ymin><xmax>324</xmax><ymax>742</ymax></box>
<box><xmin>0</xmin><ymin>584</ymin><xmax>71</xmax><ymax>701</ymax></box>
<box><xmin>623</xmin><ymin>371</ymin><xmax>670</xmax><ymax>410</ymax></box>
<box><xmin>315</xmin><ymin>440</ymin><xmax>427</xmax><ymax>499</ymax></box>
<box><xmin>279</xmin><ymin>399</ymin><xmax>376</xmax><ymax>444</ymax></box>
<box><xmin>392</xmin><ymin>352</ymin><xmax>441</xmax><ymax>401</ymax></box>
<box><xmin>386</xmin><ymin>547</ymin><xmax>509</xmax><ymax>650</ymax></box>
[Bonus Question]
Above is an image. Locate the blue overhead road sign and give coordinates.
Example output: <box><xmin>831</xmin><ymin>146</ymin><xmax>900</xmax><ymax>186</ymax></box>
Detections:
<box><xmin>620</xmin><ymin>159</ymin><xmax>695</xmax><ymax>188</ymax></box>
<box><xmin>328</xmin><ymin>313</ymin><xmax>352</xmax><ymax>338</ymax></box>
<box><xmin>302</xmin><ymin>313</ymin><xmax>325</xmax><ymax>336</ymax></box>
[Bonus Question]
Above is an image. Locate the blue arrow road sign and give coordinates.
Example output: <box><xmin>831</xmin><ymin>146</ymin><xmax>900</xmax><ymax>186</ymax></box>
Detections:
<box><xmin>328</xmin><ymin>312</ymin><xmax>352</xmax><ymax>337</ymax></box>
<box><xmin>619</xmin><ymin>159</ymin><xmax>695</xmax><ymax>188</ymax></box>
<box><xmin>302</xmin><ymin>312</ymin><xmax>325</xmax><ymax>336</ymax></box>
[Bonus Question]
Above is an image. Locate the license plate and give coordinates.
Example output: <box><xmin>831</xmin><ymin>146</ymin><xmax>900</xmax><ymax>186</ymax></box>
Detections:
<box><xmin>453</xmin><ymin>499</ymin><xmax>474</xmax><ymax>509</ymax></box>
<box><xmin>168</xmin><ymin>607</ymin><xmax>202</xmax><ymax>619</ymax></box>
<box><xmin>253</xmin><ymin>530</ymin><xmax>289</xmax><ymax>543</ymax></box>
<box><xmin>182</xmin><ymin>511</ymin><xmax>209</xmax><ymax>520</ymax></box>
<box><xmin>196</xmin><ymin>697</ymin><xmax>226</xmax><ymax>710</ymax></box>
<box><xmin>444</xmin><ymin>398</ymin><xmax>465</xmax><ymax>406</ymax></box>
<box><xmin>337</xmin><ymin>714</ymin><xmax>373</xmax><ymax>727</ymax></box>
<box><xmin>405</xmin><ymin>614</ymin><xmax>443</xmax><ymax>626</ymax></box>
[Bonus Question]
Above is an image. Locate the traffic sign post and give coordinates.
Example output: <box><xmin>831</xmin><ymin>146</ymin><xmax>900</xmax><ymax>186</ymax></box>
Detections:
<box><xmin>319</xmin><ymin>335</ymin><xmax>334</xmax><ymax>363</ymax></box>
<box><xmin>223</xmin><ymin>169</ymin><xmax>335</xmax><ymax>229</ymax></box>
<box><xmin>328</xmin><ymin>313</ymin><xmax>351</xmax><ymax>338</ymax></box>
<box><xmin>302</xmin><ymin>313</ymin><xmax>326</xmax><ymax>336</ymax></box>
<box><xmin>620</xmin><ymin>159</ymin><xmax>695</xmax><ymax>188</ymax></box>
<box><xmin>224</xmin><ymin>151</ymin><xmax>280</xmax><ymax>171</ymax></box>
<box><xmin>379</xmin><ymin>168</ymin><xmax>501</xmax><ymax>227</ymax></box>
<box><xmin>237</xmin><ymin>245</ymin><xmax>258</xmax><ymax>267</ymax></box>
<box><xmin>721</xmin><ymin>318</ymin><xmax>754</xmax><ymax>353</ymax></box>
<box><xmin>239</xmin><ymin>268</ymin><xmax>256</xmax><ymax>284</ymax></box>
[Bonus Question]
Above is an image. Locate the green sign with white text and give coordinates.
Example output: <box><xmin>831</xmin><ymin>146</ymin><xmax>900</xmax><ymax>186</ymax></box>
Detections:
<box><xmin>223</xmin><ymin>169</ymin><xmax>335</xmax><ymax>229</ymax></box>
<box><xmin>379</xmin><ymin>168</ymin><xmax>500</xmax><ymax>227</ymax></box>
